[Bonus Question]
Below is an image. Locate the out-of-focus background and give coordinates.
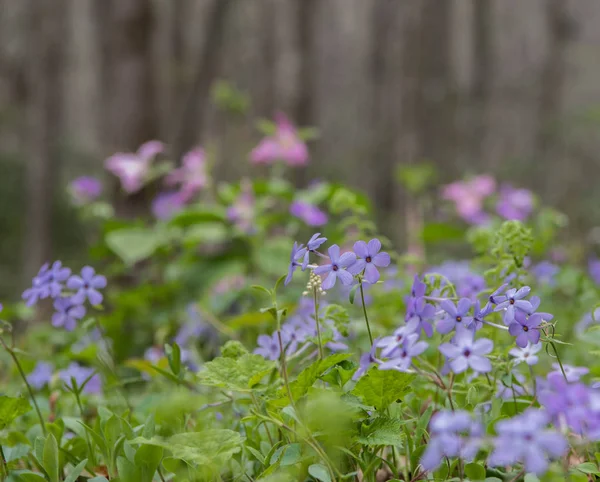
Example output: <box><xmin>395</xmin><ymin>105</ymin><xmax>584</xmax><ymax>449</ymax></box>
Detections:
<box><xmin>1</xmin><ymin>0</ymin><xmax>600</xmax><ymax>298</ymax></box>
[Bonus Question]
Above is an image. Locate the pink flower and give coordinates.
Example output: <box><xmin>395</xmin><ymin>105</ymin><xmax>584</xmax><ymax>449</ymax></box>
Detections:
<box><xmin>152</xmin><ymin>191</ymin><xmax>186</xmax><ymax>221</ymax></box>
<box><xmin>227</xmin><ymin>181</ymin><xmax>255</xmax><ymax>233</ymax></box>
<box><xmin>105</xmin><ymin>141</ymin><xmax>164</xmax><ymax>194</ymax></box>
<box><xmin>442</xmin><ymin>175</ymin><xmax>496</xmax><ymax>224</ymax></box>
<box><xmin>250</xmin><ymin>113</ymin><xmax>308</xmax><ymax>166</ymax></box>
<box><xmin>166</xmin><ymin>147</ymin><xmax>207</xmax><ymax>201</ymax></box>
<box><xmin>69</xmin><ymin>176</ymin><xmax>103</xmax><ymax>204</ymax></box>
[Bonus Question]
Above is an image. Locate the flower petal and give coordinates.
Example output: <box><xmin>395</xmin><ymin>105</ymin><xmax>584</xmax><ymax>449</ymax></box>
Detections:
<box><xmin>450</xmin><ymin>357</ymin><xmax>468</xmax><ymax>373</ymax></box>
<box><xmin>81</xmin><ymin>266</ymin><xmax>96</xmax><ymax>281</ymax></box>
<box><xmin>457</xmin><ymin>298</ymin><xmax>472</xmax><ymax>315</ymax></box>
<box><xmin>363</xmin><ymin>263</ymin><xmax>380</xmax><ymax>284</ymax></box>
<box><xmin>367</xmin><ymin>238</ymin><xmax>382</xmax><ymax>256</ymax></box>
<box><xmin>372</xmin><ymin>252</ymin><xmax>391</xmax><ymax>267</ymax></box>
<box><xmin>327</xmin><ymin>244</ymin><xmax>341</xmax><ymax>263</ymax></box>
<box><xmin>353</xmin><ymin>240</ymin><xmax>369</xmax><ymax>259</ymax></box>
<box><xmin>472</xmin><ymin>338</ymin><xmax>494</xmax><ymax>355</ymax></box>
<box><xmin>336</xmin><ymin>269</ymin><xmax>354</xmax><ymax>286</ymax></box>
<box><xmin>338</xmin><ymin>251</ymin><xmax>357</xmax><ymax>268</ymax></box>
<box><xmin>321</xmin><ymin>271</ymin><xmax>337</xmax><ymax>290</ymax></box>
<box><xmin>439</xmin><ymin>343</ymin><xmax>461</xmax><ymax>358</ymax></box>
<box><xmin>347</xmin><ymin>258</ymin><xmax>366</xmax><ymax>275</ymax></box>
<box><xmin>440</xmin><ymin>300</ymin><xmax>457</xmax><ymax>317</ymax></box>
<box><xmin>313</xmin><ymin>264</ymin><xmax>332</xmax><ymax>275</ymax></box>
<box><xmin>437</xmin><ymin>317</ymin><xmax>456</xmax><ymax>334</ymax></box>
<box><xmin>468</xmin><ymin>355</ymin><xmax>491</xmax><ymax>372</ymax></box>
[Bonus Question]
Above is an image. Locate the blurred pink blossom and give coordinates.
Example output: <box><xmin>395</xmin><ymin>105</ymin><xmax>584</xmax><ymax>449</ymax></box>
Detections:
<box><xmin>442</xmin><ymin>174</ymin><xmax>496</xmax><ymax>224</ymax></box>
<box><xmin>250</xmin><ymin>113</ymin><xmax>308</xmax><ymax>166</ymax></box>
<box><xmin>152</xmin><ymin>191</ymin><xmax>186</xmax><ymax>221</ymax></box>
<box><xmin>227</xmin><ymin>181</ymin><xmax>255</xmax><ymax>233</ymax></box>
<box><xmin>105</xmin><ymin>140</ymin><xmax>164</xmax><ymax>193</ymax></box>
<box><xmin>290</xmin><ymin>200</ymin><xmax>327</xmax><ymax>226</ymax></box>
<box><xmin>166</xmin><ymin>147</ymin><xmax>207</xmax><ymax>202</ymax></box>
<box><xmin>69</xmin><ymin>176</ymin><xmax>103</xmax><ymax>204</ymax></box>
<box><xmin>496</xmin><ymin>184</ymin><xmax>534</xmax><ymax>221</ymax></box>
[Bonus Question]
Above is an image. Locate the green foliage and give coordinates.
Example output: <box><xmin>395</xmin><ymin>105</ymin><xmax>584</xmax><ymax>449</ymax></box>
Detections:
<box><xmin>0</xmin><ymin>396</ymin><xmax>31</xmax><ymax>430</ymax></box>
<box><xmin>357</xmin><ymin>416</ymin><xmax>405</xmax><ymax>447</ymax></box>
<box><xmin>197</xmin><ymin>353</ymin><xmax>275</xmax><ymax>392</ymax></box>
<box><xmin>322</xmin><ymin>304</ymin><xmax>350</xmax><ymax>337</ymax></box>
<box><xmin>221</xmin><ymin>340</ymin><xmax>249</xmax><ymax>359</ymax></box>
<box><xmin>131</xmin><ymin>430</ymin><xmax>243</xmax><ymax>467</ymax></box>
<box><xmin>352</xmin><ymin>368</ymin><xmax>414</xmax><ymax>410</ymax></box>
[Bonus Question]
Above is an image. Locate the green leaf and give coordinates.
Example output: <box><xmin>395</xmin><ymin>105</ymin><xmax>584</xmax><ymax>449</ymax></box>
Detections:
<box><xmin>349</xmin><ymin>285</ymin><xmax>359</xmax><ymax>305</ymax></box>
<box><xmin>352</xmin><ymin>368</ymin><xmax>415</xmax><ymax>410</ymax></box>
<box><xmin>12</xmin><ymin>471</ymin><xmax>47</xmax><ymax>482</ymax></box>
<box><xmin>165</xmin><ymin>343</ymin><xmax>182</xmax><ymax>376</ymax></box>
<box><xmin>64</xmin><ymin>459</ymin><xmax>88</xmax><ymax>482</ymax></box>
<box><xmin>105</xmin><ymin>227</ymin><xmax>159</xmax><ymax>265</ymax></box>
<box><xmin>42</xmin><ymin>434</ymin><xmax>59</xmax><ymax>482</ymax></box>
<box><xmin>198</xmin><ymin>354</ymin><xmax>275</xmax><ymax>392</ymax></box>
<box><xmin>142</xmin><ymin>413</ymin><xmax>155</xmax><ymax>439</ymax></box>
<box><xmin>0</xmin><ymin>396</ymin><xmax>31</xmax><ymax>429</ymax></box>
<box><xmin>117</xmin><ymin>456</ymin><xmax>142</xmax><ymax>482</ymax></box>
<box><xmin>323</xmin><ymin>304</ymin><xmax>350</xmax><ymax>337</ymax></box>
<box><xmin>4</xmin><ymin>444</ymin><xmax>30</xmax><ymax>462</ymax></box>
<box><xmin>464</xmin><ymin>462</ymin><xmax>486</xmax><ymax>480</ymax></box>
<box><xmin>131</xmin><ymin>429</ymin><xmax>243</xmax><ymax>467</ymax></box>
<box><xmin>281</xmin><ymin>354</ymin><xmax>351</xmax><ymax>402</ymax></box>
<box><xmin>308</xmin><ymin>463</ymin><xmax>331</xmax><ymax>482</ymax></box>
<box><xmin>357</xmin><ymin>417</ymin><xmax>405</xmax><ymax>447</ymax></box>
<box><xmin>575</xmin><ymin>462</ymin><xmax>600</xmax><ymax>475</ymax></box>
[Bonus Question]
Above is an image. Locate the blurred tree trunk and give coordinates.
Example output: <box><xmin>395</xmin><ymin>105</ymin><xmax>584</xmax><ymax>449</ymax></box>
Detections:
<box><xmin>293</xmin><ymin>0</ymin><xmax>317</xmax><ymax>186</ymax></box>
<box><xmin>96</xmin><ymin>0</ymin><xmax>158</xmax><ymax>217</ymax></box>
<box><xmin>470</xmin><ymin>0</ymin><xmax>493</xmax><ymax>166</ymax></box>
<box><xmin>172</xmin><ymin>0</ymin><xmax>233</xmax><ymax>161</ymax></box>
<box><xmin>24</xmin><ymin>0</ymin><xmax>66</xmax><ymax>277</ymax></box>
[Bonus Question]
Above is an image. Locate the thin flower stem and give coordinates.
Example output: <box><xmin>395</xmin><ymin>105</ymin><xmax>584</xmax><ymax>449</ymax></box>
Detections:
<box><xmin>549</xmin><ymin>340</ymin><xmax>568</xmax><ymax>382</ymax></box>
<box><xmin>529</xmin><ymin>365</ymin><xmax>537</xmax><ymax>398</ymax></box>
<box><xmin>482</xmin><ymin>320</ymin><xmax>509</xmax><ymax>331</ymax></box>
<box><xmin>359</xmin><ymin>281</ymin><xmax>374</xmax><ymax>345</ymax></box>
<box><xmin>312</xmin><ymin>287</ymin><xmax>324</xmax><ymax>360</ymax></box>
<box><xmin>0</xmin><ymin>337</ymin><xmax>46</xmax><ymax>436</ymax></box>
<box><xmin>74</xmin><ymin>389</ymin><xmax>97</xmax><ymax>467</ymax></box>
<box><xmin>447</xmin><ymin>374</ymin><xmax>456</xmax><ymax>411</ymax></box>
<box><xmin>277</xmin><ymin>330</ymin><xmax>296</xmax><ymax>411</ymax></box>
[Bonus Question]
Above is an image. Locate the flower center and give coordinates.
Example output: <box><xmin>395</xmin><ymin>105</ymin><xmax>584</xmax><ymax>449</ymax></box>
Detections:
<box><xmin>524</xmin><ymin>353</ymin><xmax>529</xmax><ymax>358</ymax></box>
<box><xmin>396</xmin><ymin>334</ymin><xmax>403</xmax><ymax>342</ymax></box>
<box><xmin>84</xmin><ymin>283</ymin><xmax>90</xmax><ymax>289</ymax></box>
<box><xmin>456</xmin><ymin>316</ymin><xmax>462</xmax><ymax>322</ymax></box>
<box><xmin>463</xmin><ymin>349</ymin><xmax>471</xmax><ymax>357</ymax></box>
<box><xmin>332</xmin><ymin>265</ymin><xmax>339</xmax><ymax>272</ymax></box>
<box><xmin>365</xmin><ymin>256</ymin><xmax>372</xmax><ymax>263</ymax></box>
<box><xmin>509</xmin><ymin>298</ymin><xmax>515</xmax><ymax>305</ymax></box>
<box><xmin>401</xmin><ymin>351</ymin><xmax>407</xmax><ymax>358</ymax></box>
<box><xmin>523</xmin><ymin>326</ymin><xmax>529</xmax><ymax>332</ymax></box>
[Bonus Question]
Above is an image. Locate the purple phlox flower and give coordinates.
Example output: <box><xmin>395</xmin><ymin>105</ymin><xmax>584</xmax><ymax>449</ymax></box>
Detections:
<box><xmin>441</xmin><ymin>175</ymin><xmax>495</xmax><ymax>225</ymax></box>
<box><xmin>526</xmin><ymin>296</ymin><xmax>553</xmax><ymax>321</ymax></box>
<box><xmin>27</xmin><ymin>362</ymin><xmax>54</xmax><ymax>390</ymax></box>
<box><xmin>406</xmin><ymin>297</ymin><xmax>435</xmax><ymax>337</ymax></box>
<box><xmin>470</xmin><ymin>300</ymin><xmax>492</xmax><ymax>332</ymax></box>
<box><xmin>410</xmin><ymin>274</ymin><xmax>427</xmax><ymax>298</ymax></box>
<box><xmin>495</xmin><ymin>371</ymin><xmax>527</xmax><ymax>400</ymax></box>
<box><xmin>420</xmin><ymin>410</ymin><xmax>483</xmax><ymax>471</ymax></box>
<box><xmin>437</xmin><ymin>298</ymin><xmax>473</xmax><ymax>334</ymax></box>
<box><xmin>302</xmin><ymin>232</ymin><xmax>328</xmax><ymax>268</ymax></box>
<box><xmin>509</xmin><ymin>311</ymin><xmax>542</xmax><ymax>348</ymax></box>
<box><xmin>105</xmin><ymin>140</ymin><xmax>164</xmax><ymax>194</ymax></box>
<box><xmin>532</xmin><ymin>261</ymin><xmax>559</xmax><ymax>286</ymax></box>
<box><xmin>152</xmin><ymin>191</ymin><xmax>186</xmax><ymax>221</ymax></box>
<box><xmin>439</xmin><ymin>328</ymin><xmax>493</xmax><ymax>374</ymax></box>
<box><xmin>174</xmin><ymin>304</ymin><xmax>213</xmax><ymax>347</ymax></box>
<box><xmin>426</xmin><ymin>261</ymin><xmax>485</xmax><ymax>301</ymax></box>
<box><xmin>353</xmin><ymin>341</ymin><xmax>379</xmax><ymax>380</ymax></box>
<box><xmin>254</xmin><ymin>333</ymin><xmax>281</xmax><ymax>361</ymax></box>
<box><xmin>496</xmin><ymin>184</ymin><xmax>534</xmax><ymax>221</ymax></box>
<box><xmin>281</xmin><ymin>320</ymin><xmax>310</xmax><ymax>356</ymax></box>
<box><xmin>67</xmin><ymin>266</ymin><xmax>107</xmax><ymax>306</ymax></box>
<box><xmin>290</xmin><ymin>201</ymin><xmax>327</xmax><ymax>227</ymax></box>
<box><xmin>494</xmin><ymin>286</ymin><xmax>533</xmax><ymax>325</ymax></box>
<box><xmin>538</xmin><ymin>372</ymin><xmax>598</xmax><ymax>436</ymax></box>
<box><xmin>482</xmin><ymin>283</ymin><xmax>508</xmax><ymax>313</ymax></box>
<box><xmin>550</xmin><ymin>363</ymin><xmax>589</xmax><ymax>383</ymax></box>
<box><xmin>456</xmin><ymin>273</ymin><xmax>486</xmax><ymax>300</ymax></box>
<box><xmin>376</xmin><ymin>320</ymin><xmax>420</xmax><ymax>358</ymax></box>
<box><xmin>250</xmin><ymin>112</ymin><xmax>308</xmax><ymax>166</ymax></box>
<box><xmin>69</xmin><ymin>176</ymin><xmax>103</xmax><ymax>204</ymax></box>
<box><xmin>589</xmin><ymin>257</ymin><xmax>600</xmax><ymax>285</ymax></box>
<box><xmin>285</xmin><ymin>242</ymin><xmax>307</xmax><ymax>286</ymax></box>
<box><xmin>378</xmin><ymin>333</ymin><xmax>428</xmax><ymax>372</ymax></box>
<box><xmin>347</xmin><ymin>239</ymin><xmax>391</xmax><ymax>284</ymax></box>
<box><xmin>166</xmin><ymin>147</ymin><xmax>207</xmax><ymax>201</ymax></box>
<box><xmin>489</xmin><ymin>409</ymin><xmax>567</xmax><ymax>475</ymax></box>
<box><xmin>576</xmin><ymin>307</ymin><xmax>600</xmax><ymax>335</ymax></box>
<box><xmin>313</xmin><ymin>244</ymin><xmax>356</xmax><ymax>290</ymax></box>
<box><xmin>509</xmin><ymin>342</ymin><xmax>542</xmax><ymax>366</ymax></box>
<box><xmin>22</xmin><ymin>261</ymin><xmax>71</xmax><ymax>306</ymax></box>
<box><xmin>59</xmin><ymin>362</ymin><xmax>102</xmax><ymax>395</ymax></box>
<box><xmin>51</xmin><ymin>297</ymin><xmax>86</xmax><ymax>331</ymax></box>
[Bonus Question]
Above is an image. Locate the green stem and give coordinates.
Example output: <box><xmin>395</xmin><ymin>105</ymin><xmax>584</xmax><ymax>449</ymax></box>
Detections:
<box><xmin>312</xmin><ymin>288</ymin><xmax>324</xmax><ymax>360</ymax></box>
<box><xmin>74</xmin><ymin>390</ymin><xmax>97</xmax><ymax>467</ymax></box>
<box><xmin>359</xmin><ymin>282</ymin><xmax>374</xmax><ymax>345</ymax></box>
<box><xmin>549</xmin><ymin>341</ymin><xmax>568</xmax><ymax>382</ymax></box>
<box><xmin>0</xmin><ymin>444</ymin><xmax>8</xmax><ymax>478</ymax></box>
<box><xmin>0</xmin><ymin>337</ymin><xmax>46</xmax><ymax>435</ymax></box>
<box><xmin>277</xmin><ymin>330</ymin><xmax>296</xmax><ymax>410</ymax></box>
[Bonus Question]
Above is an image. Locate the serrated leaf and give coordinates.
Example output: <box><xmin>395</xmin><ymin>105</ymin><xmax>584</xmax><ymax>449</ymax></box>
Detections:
<box><xmin>576</xmin><ymin>462</ymin><xmax>600</xmax><ymax>475</ymax></box>
<box><xmin>352</xmin><ymin>368</ymin><xmax>414</xmax><ymax>410</ymax></box>
<box><xmin>131</xmin><ymin>430</ymin><xmax>243</xmax><ymax>467</ymax></box>
<box><xmin>357</xmin><ymin>417</ymin><xmax>405</xmax><ymax>447</ymax></box>
<box><xmin>0</xmin><ymin>396</ymin><xmax>31</xmax><ymax>430</ymax></box>
<box><xmin>197</xmin><ymin>354</ymin><xmax>275</xmax><ymax>392</ymax></box>
<box><xmin>280</xmin><ymin>354</ymin><xmax>351</xmax><ymax>402</ymax></box>
<box><xmin>323</xmin><ymin>304</ymin><xmax>350</xmax><ymax>337</ymax></box>
<box><xmin>308</xmin><ymin>463</ymin><xmax>331</xmax><ymax>482</ymax></box>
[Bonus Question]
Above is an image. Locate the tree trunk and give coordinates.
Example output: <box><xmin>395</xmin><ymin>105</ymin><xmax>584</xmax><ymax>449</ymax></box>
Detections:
<box><xmin>24</xmin><ymin>0</ymin><xmax>66</xmax><ymax>278</ymax></box>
